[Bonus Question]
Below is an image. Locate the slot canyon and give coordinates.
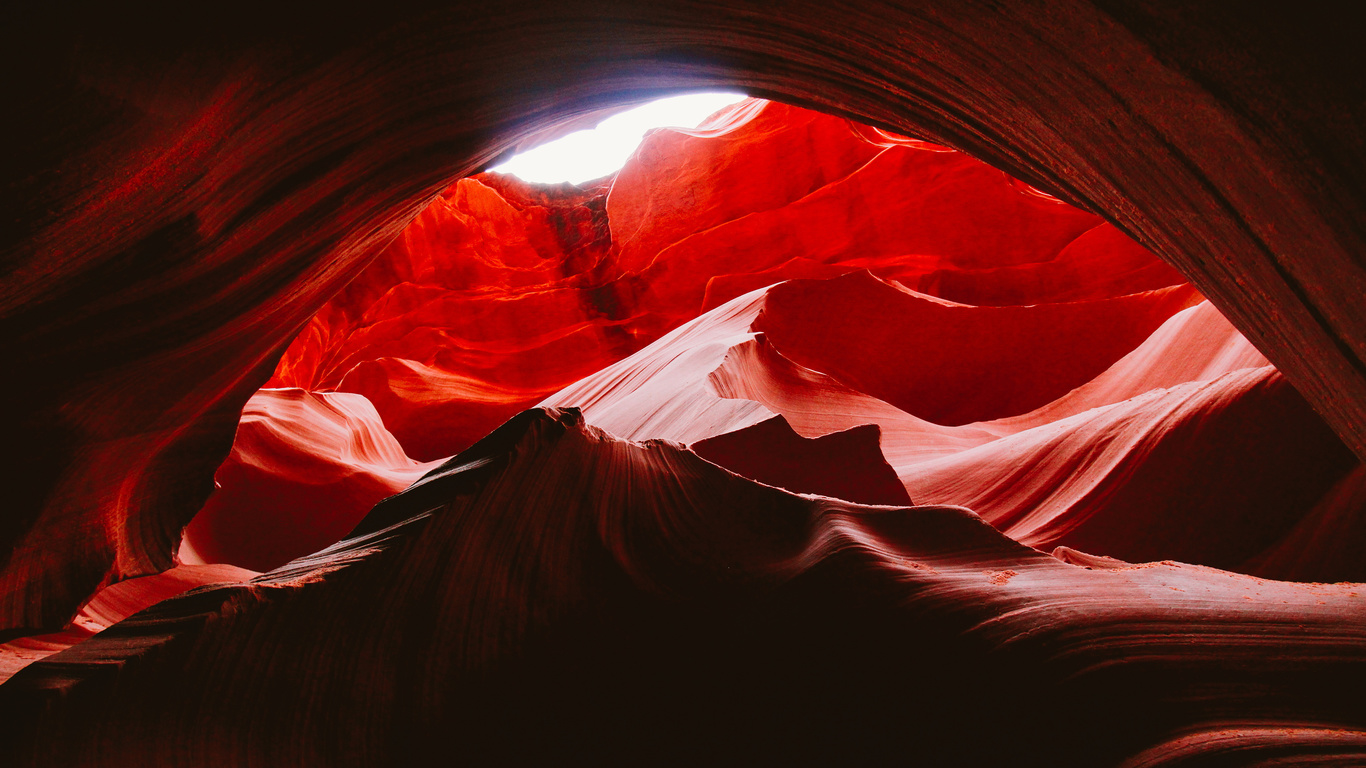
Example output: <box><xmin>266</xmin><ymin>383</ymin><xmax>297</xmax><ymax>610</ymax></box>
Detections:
<box><xmin>2</xmin><ymin>3</ymin><xmax>1365</xmax><ymax>766</ymax></box>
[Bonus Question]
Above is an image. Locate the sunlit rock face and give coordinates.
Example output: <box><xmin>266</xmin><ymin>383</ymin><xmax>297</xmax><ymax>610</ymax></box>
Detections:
<box><xmin>0</xmin><ymin>563</ymin><xmax>257</xmax><ymax>686</ymax></box>
<box><xmin>5</xmin><ymin>98</ymin><xmax>1363</xmax><ymax>765</ymax></box>
<box><xmin>264</xmin><ymin>99</ymin><xmax>1190</xmax><ymax>457</ymax></box>
<box><xmin>5</xmin><ymin>409</ymin><xmax>1366</xmax><ymax>766</ymax></box>
<box><xmin>187</xmin><ymin>100</ymin><xmax>1359</xmax><ymax>580</ymax></box>
<box><xmin>178</xmin><ymin>389</ymin><xmax>439</xmax><ymax>572</ymax></box>
<box><xmin>7</xmin><ymin>4</ymin><xmax>1366</xmax><ymax>661</ymax></box>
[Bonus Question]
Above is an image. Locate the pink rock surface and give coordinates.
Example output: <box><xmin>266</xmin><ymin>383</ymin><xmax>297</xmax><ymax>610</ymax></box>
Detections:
<box><xmin>178</xmin><ymin>388</ymin><xmax>438</xmax><ymax>572</ymax></box>
<box><xmin>5</xmin><ymin>410</ymin><xmax>1361</xmax><ymax>766</ymax></box>
<box><xmin>4</xmin><ymin>38</ymin><xmax>1364</xmax><ymax>763</ymax></box>
<box><xmin>262</xmin><ymin>100</ymin><xmax>1189</xmax><ymax>466</ymax></box>
<box><xmin>543</xmin><ymin>271</ymin><xmax>1357</xmax><ymax>578</ymax></box>
<box><xmin>0</xmin><ymin>564</ymin><xmax>255</xmax><ymax>684</ymax></box>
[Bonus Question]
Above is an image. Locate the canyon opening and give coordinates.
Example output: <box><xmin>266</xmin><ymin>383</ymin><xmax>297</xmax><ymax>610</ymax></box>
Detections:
<box><xmin>171</xmin><ymin>96</ymin><xmax>1360</xmax><ymax>582</ymax></box>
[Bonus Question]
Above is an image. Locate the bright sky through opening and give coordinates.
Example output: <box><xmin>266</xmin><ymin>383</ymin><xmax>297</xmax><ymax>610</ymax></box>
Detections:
<box><xmin>490</xmin><ymin>92</ymin><xmax>748</xmax><ymax>184</ymax></box>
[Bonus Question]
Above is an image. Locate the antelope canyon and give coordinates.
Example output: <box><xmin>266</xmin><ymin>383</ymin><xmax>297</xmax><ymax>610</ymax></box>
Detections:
<box><xmin>3</xmin><ymin>4</ymin><xmax>1365</xmax><ymax>766</ymax></box>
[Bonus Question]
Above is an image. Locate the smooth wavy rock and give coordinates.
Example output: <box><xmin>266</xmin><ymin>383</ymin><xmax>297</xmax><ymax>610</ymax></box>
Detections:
<box><xmin>612</xmin><ymin>102</ymin><xmax>1185</xmax><ymax>313</ymax></box>
<box><xmin>265</xmin><ymin>175</ymin><xmax>621</xmax><ymax>461</ymax></box>
<box><xmin>756</xmin><ymin>272</ymin><xmax>1203</xmax><ymax>426</ymax></box>
<box><xmin>262</xmin><ymin>100</ymin><xmax>1187</xmax><ymax>464</ymax></box>
<box><xmin>545</xmin><ymin>270</ymin><xmax>1360</xmax><ymax>578</ymax></box>
<box><xmin>708</xmin><ymin>299</ymin><xmax>1283</xmax><ymax>475</ymax></box>
<box><xmin>708</xmin><ymin>333</ymin><xmax>1004</xmax><ymax>465</ymax></box>
<box><xmin>905</xmin><ymin>366</ymin><xmax>1359</xmax><ymax>571</ymax></box>
<box><xmin>606</xmin><ymin>99</ymin><xmax>883</xmax><ymax>276</ymax></box>
<box><xmin>177</xmin><ymin>388</ymin><xmax>438</xmax><ymax>572</ymax></box>
<box><xmin>544</xmin><ymin>269</ymin><xmax>1203</xmax><ymax>440</ymax></box>
<box><xmin>7</xmin><ymin>1</ymin><xmax>1366</xmax><ymax>641</ymax></box>
<box><xmin>175</xmin><ymin>104</ymin><xmax>1206</xmax><ymax>594</ymax></box>
<box><xmin>3</xmin><ymin>408</ymin><xmax>1362</xmax><ymax>767</ymax></box>
<box><xmin>7</xmin><ymin>95</ymin><xmax>1190</xmax><ymax>633</ymax></box>
<box><xmin>539</xmin><ymin>286</ymin><xmax>773</xmax><ymax>443</ymax></box>
<box><xmin>0</xmin><ymin>564</ymin><xmax>255</xmax><ymax>684</ymax></box>
<box><xmin>991</xmin><ymin>300</ymin><xmax>1272</xmax><ymax>429</ymax></box>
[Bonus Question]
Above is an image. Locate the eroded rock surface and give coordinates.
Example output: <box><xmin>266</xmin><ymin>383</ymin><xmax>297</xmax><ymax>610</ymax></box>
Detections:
<box><xmin>4</xmin><ymin>57</ymin><xmax>1365</xmax><ymax>765</ymax></box>
<box><xmin>4</xmin><ymin>409</ymin><xmax>1362</xmax><ymax>766</ymax></box>
<box><xmin>6</xmin><ymin>1</ymin><xmax>1366</xmax><ymax>644</ymax></box>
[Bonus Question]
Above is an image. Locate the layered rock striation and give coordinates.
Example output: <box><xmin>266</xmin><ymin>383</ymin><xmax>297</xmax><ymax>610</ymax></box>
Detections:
<box><xmin>4</xmin><ymin>15</ymin><xmax>1366</xmax><ymax>761</ymax></box>
<box><xmin>6</xmin><ymin>2</ymin><xmax>1366</xmax><ymax>639</ymax></box>
<box><xmin>4</xmin><ymin>409</ymin><xmax>1362</xmax><ymax>766</ymax></box>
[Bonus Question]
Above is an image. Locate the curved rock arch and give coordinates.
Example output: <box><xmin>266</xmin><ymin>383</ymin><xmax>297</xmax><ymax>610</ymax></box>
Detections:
<box><xmin>2</xmin><ymin>1</ymin><xmax>1363</xmax><ymax>632</ymax></box>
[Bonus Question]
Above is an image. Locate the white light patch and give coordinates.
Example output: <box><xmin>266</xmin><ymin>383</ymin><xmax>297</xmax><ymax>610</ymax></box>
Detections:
<box><xmin>490</xmin><ymin>92</ymin><xmax>748</xmax><ymax>185</ymax></box>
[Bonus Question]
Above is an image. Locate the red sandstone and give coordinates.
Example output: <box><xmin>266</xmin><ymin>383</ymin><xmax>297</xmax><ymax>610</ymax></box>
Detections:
<box><xmin>3</xmin><ymin>9</ymin><xmax>1365</xmax><ymax>764</ymax></box>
